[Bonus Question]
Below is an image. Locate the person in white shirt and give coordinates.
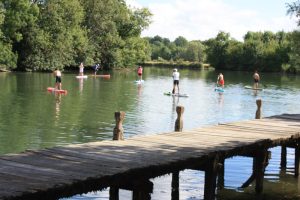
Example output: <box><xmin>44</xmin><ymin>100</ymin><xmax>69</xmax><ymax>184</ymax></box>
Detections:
<box><xmin>172</xmin><ymin>68</ymin><xmax>180</xmax><ymax>94</ymax></box>
<box><xmin>79</xmin><ymin>62</ymin><xmax>84</xmax><ymax>76</ymax></box>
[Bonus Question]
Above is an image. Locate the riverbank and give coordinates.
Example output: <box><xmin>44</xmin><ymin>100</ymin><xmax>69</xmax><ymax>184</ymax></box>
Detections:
<box><xmin>141</xmin><ymin>61</ymin><xmax>211</xmax><ymax>70</ymax></box>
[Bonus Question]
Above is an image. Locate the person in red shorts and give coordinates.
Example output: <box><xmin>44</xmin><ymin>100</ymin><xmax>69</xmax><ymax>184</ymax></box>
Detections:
<box><xmin>137</xmin><ymin>66</ymin><xmax>143</xmax><ymax>80</ymax></box>
<box><xmin>217</xmin><ymin>73</ymin><xmax>224</xmax><ymax>88</ymax></box>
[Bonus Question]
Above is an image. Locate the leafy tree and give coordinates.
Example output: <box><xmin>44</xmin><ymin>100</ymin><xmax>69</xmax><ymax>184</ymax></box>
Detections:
<box><xmin>22</xmin><ymin>0</ymin><xmax>89</xmax><ymax>70</ymax></box>
<box><xmin>287</xmin><ymin>1</ymin><xmax>300</xmax><ymax>73</ymax></box>
<box><xmin>205</xmin><ymin>31</ymin><xmax>230</xmax><ymax>69</ymax></box>
<box><xmin>1</xmin><ymin>0</ymin><xmax>39</xmax><ymax>69</ymax></box>
<box><xmin>287</xmin><ymin>31</ymin><xmax>300</xmax><ymax>73</ymax></box>
<box><xmin>174</xmin><ymin>36</ymin><xmax>188</xmax><ymax>47</ymax></box>
<box><xmin>287</xmin><ymin>1</ymin><xmax>300</xmax><ymax>25</ymax></box>
<box><xmin>184</xmin><ymin>41</ymin><xmax>205</xmax><ymax>62</ymax></box>
<box><xmin>80</xmin><ymin>0</ymin><xmax>151</xmax><ymax>69</ymax></box>
<box><xmin>0</xmin><ymin>2</ymin><xmax>17</xmax><ymax>69</ymax></box>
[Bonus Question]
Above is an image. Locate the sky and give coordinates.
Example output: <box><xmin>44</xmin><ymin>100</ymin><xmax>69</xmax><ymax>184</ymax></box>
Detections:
<box><xmin>126</xmin><ymin>0</ymin><xmax>299</xmax><ymax>41</ymax></box>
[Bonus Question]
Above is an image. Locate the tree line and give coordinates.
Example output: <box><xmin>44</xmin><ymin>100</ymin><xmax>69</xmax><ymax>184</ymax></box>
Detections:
<box><xmin>0</xmin><ymin>0</ymin><xmax>299</xmax><ymax>73</ymax></box>
<box><xmin>0</xmin><ymin>0</ymin><xmax>152</xmax><ymax>71</ymax></box>
<box><xmin>145</xmin><ymin>1</ymin><xmax>300</xmax><ymax>73</ymax></box>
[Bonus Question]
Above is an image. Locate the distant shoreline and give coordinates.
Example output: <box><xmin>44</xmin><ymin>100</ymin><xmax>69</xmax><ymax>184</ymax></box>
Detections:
<box><xmin>141</xmin><ymin>61</ymin><xmax>211</xmax><ymax>70</ymax></box>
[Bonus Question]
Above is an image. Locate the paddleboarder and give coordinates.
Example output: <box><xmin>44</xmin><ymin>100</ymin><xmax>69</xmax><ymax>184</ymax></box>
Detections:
<box><xmin>172</xmin><ymin>68</ymin><xmax>180</xmax><ymax>94</ymax></box>
<box><xmin>253</xmin><ymin>70</ymin><xmax>260</xmax><ymax>89</ymax></box>
<box><xmin>217</xmin><ymin>73</ymin><xmax>224</xmax><ymax>88</ymax></box>
<box><xmin>93</xmin><ymin>64</ymin><xmax>100</xmax><ymax>75</ymax></box>
<box><xmin>79</xmin><ymin>62</ymin><xmax>84</xmax><ymax>76</ymax></box>
<box><xmin>137</xmin><ymin>66</ymin><xmax>143</xmax><ymax>81</ymax></box>
<box><xmin>53</xmin><ymin>68</ymin><xmax>62</xmax><ymax>90</ymax></box>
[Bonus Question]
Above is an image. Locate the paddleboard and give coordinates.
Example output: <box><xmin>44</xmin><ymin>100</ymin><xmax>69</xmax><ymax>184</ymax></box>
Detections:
<box><xmin>90</xmin><ymin>74</ymin><xmax>111</xmax><ymax>78</ymax></box>
<box><xmin>76</xmin><ymin>75</ymin><xmax>88</xmax><ymax>79</ymax></box>
<box><xmin>244</xmin><ymin>86</ymin><xmax>263</xmax><ymax>91</ymax></box>
<box><xmin>164</xmin><ymin>92</ymin><xmax>189</xmax><ymax>97</ymax></box>
<box><xmin>135</xmin><ymin>80</ymin><xmax>144</xmax><ymax>84</ymax></box>
<box><xmin>214</xmin><ymin>87</ymin><xmax>224</xmax><ymax>93</ymax></box>
<box><xmin>47</xmin><ymin>87</ymin><xmax>67</xmax><ymax>94</ymax></box>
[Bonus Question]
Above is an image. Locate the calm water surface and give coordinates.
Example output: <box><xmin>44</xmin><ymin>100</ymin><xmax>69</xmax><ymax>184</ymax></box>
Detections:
<box><xmin>1</xmin><ymin>67</ymin><xmax>300</xmax><ymax>199</ymax></box>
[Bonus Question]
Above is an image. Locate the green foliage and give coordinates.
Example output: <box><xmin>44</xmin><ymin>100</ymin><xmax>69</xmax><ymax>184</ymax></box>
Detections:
<box><xmin>287</xmin><ymin>1</ymin><xmax>300</xmax><ymax>73</ymax></box>
<box><xmin>287</xmin><ymin>31</ymin><xmax>300</xmax><ymax>73</ymax></box>
<box><xmin>0</xmin><ymin>2</ymin><xmax>17</xmax><ymax>69</ymax></box>
<box><xmin>80</xmin><ymin>0</ymin><xmax>152</xmax><ymax>70</ymax></box>
<box><xmin>147</xmin><ymin>35</ymin><xmax>206</xmax><ymax>64</ymax></box>
<box><xmin>21</xmin><ymin>0</ymin><xmax>89</xmax><ymax>71</ymax></box>
<box><xmin>287</xmin><ymin>1</ymin><xmax>300</xmax><ymax>26</ymax></box>
<box><xmin>0</xmin><ymin>0</ymin><xmax>152</xmax><ymax>71</ymax></box>
<box><xmin>205</xmin><ymin>31</ymin><xmax>292</xmax><ymax>72</ymax></box>
<box><xmin>205</xmin><ymin>31</ymin><xmax>230</xmax><ymax>69</ymax></box>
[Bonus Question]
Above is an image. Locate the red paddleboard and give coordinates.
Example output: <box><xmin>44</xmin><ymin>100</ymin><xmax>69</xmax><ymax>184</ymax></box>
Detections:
<box><xmin>47</xmin><ymin>87</ymin><xmax>68</xmax><ymax>94</ymax></box>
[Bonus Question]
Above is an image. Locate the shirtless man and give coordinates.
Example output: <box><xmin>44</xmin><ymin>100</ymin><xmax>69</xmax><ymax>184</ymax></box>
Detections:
<box><xmin>53</xmin><ymin>68</ymin><xmax>62</xmax><ymax>90</ymax></box>
<box><xmin>253</xmin><ymin>70</ymin><xmax>260</xmax><ymax>89</ymax></box>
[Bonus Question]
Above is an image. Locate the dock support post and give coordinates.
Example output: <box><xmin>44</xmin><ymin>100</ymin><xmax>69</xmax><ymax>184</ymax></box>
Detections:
<box><xmin>109</xmin><ymin>187</ymin><xmax>119</xmax><ymax>200</ymax></box>
<box><xmin>173</xmin><ymin>105</ymin><xmax>183</xmax><ymax>198</ymax></box>
<box><xmin>295</xmin><ymin>141</ymin><xmax>300</xmax><ymax>177</ymax></box>
<box><xmin>217</xmin><ymin>157</ymin><xmax>225</xmax><ymax>190</ymax></box>
<box><xmin>132</xmin><ymin>191</ymin><xmax>151</xmax><ymax>200</ymax></box>
<box><xmin>204</xmin><ymin>155</ymin><xmax>218</xmax><ymax>200</ymax></box>
<box><xmin>132</xmin><ymin>180</ymin><xmax>152</xmax><ymax>200</ymax></box>
<box><xmin>281</xmin><ymin>145</ymin><xmax>287</xmax><ymax>169</ymax></box>
<box><xmin>175</xmin><ymin>106</ymin><xmax>184</xmax><ymax>132</ymax></box>
<box><xmin>113</xmin><ymin>111</ymin><xmax>125</xmax><ymax>140</ymax></box>
<box><xmin>255</xmin><ymin>99</ymin><xmax>262</xmax><ymax>119</ymax></box>
<box><xmin>171</xmin><ymin>171</ymin><xmax>180</xmax><ymax>200</ymax></box>
<box><xmin>254</xmin><ymin>149</ymin><xmax>268</xmax><ymax>194</ymax></box>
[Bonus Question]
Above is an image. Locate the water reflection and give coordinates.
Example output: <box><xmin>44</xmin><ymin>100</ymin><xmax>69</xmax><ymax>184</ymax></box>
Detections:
<box><xmin>218</xmin><ymin>93</ymin><xmax>224</xmax><ymax>107</ymax></box>
<box><xmin>137</xmin><ymin>83</ymin><xmax>142</xmax><ymax>98</ymax></box>
<box><xmin>1</xmin><ymin>68</ymin><xmax>300</xmax><ymax>200</ymax></box>
<box><xmin>79</xmin><ymin>78</ymin><xmax>84</xmax><ymax>93</ymax></box>
<box><xmin>55</xmin><ymin>93</ymin><xmax>62</xmax><ymax>121</ymax></box>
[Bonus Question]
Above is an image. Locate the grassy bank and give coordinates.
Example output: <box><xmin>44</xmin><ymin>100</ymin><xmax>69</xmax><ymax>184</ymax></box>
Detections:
<box><xmin>141</xmin><ymin>61</ymin><xmax>212</xmax><ymax>70</ymax></box>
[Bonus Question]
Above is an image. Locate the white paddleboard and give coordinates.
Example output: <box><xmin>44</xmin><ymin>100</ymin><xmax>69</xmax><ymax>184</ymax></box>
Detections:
<box><xmin>76</xmin><ymin>75</ymin><xmax>88</xmax><ymax>79</ymax></box>
<box><xmin>164</xmin><ymin>92</ymin><xmax>189</xmax><ymax>97</ymax></box>
<box><xmin>135</xmin><ymin>80</ymin><xmax>144</xmax><ymax>84</ymax></box>
<box><xmin>244</xmin><ymin>86</ymin><xmax>263</xmax><ymax>91</ymax></box>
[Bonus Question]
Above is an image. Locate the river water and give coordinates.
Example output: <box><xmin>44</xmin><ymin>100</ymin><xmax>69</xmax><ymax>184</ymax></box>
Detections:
<box><xmin>1</xmin><ymin>67</ymin><xmax>300</xmax><ymax>199</ymax></box>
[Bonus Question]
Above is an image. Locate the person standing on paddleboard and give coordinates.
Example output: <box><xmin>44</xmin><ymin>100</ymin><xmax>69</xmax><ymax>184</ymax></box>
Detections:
<box><xmin>217</xmin><ymin>73</ymin><xmax>224</xmax><ymax>88</ymax></box>
<box><xmin>137</xmin><ymin>66</ymin><xmax>143</xmax><ymax>81</ymax></box>
<box><xmin>53</xmin><ymin>68</ymin><xmax>62</xmax><ymax>90</ymax></box>
<box><xmin>172</xmin><ymin>68</ymin><xmax>180</xmax><ymax>94</ymax></box>
<box><xmin>79</xmin><ymin>62</ymin><xmax>84</xmax><ymax>76</ymax></box>
<box><xmin>253</xmin><ymin>70</ymin><xmax>260</xmax><ymax>89</ymax></box>
<box><xmin>93</xmin><ymin>64</ymin><xmax>100</xmax><ymax>75</ymax></box>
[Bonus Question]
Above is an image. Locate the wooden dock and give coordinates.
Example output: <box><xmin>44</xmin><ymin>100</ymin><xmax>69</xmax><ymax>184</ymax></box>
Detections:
<box><xmin>1</xmin><ymin>113</ymin><xmax>300</xmax><ymax>200</ymax></box>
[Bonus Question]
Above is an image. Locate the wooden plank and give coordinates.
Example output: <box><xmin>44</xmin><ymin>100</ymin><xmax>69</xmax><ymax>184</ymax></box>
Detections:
<box><xmin>1</xmin><ymin>114</ymin><xmax>300</xmax><ymax>200</ymax></box>
<box><xmin>271</xmin><ymin>114</ymin><xmax>300</xmax><ymax>121</ymax></box>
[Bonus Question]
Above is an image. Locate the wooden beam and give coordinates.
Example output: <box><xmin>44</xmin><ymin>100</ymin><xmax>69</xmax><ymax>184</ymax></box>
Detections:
<box><xmin>171</xmin><ymin>171</ymin><xmax>180</xmax><ymax>200</ymax></box>
<box><xmin>255</xmin><ymin>149</ymin><xmax>268</xmax><ymax>194</ymax></box>
<box><xmin>295</xmin><ymin>142</ymin><xmax>300</xmax><ymax>177</ymax></box>
<box><xmin>280</xmin><ymin>145</ymin><xmax>287</xmax><ymax>169</ymax></box>
<box><xmin>204</xmin><ymin>155</ymin><xmax>219</xmax><ymax>200</ymax></box>
<box><xmin>109</xmin><ymin>187</ymin><xmax>119</xmax><ymax>200</ymax></box>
